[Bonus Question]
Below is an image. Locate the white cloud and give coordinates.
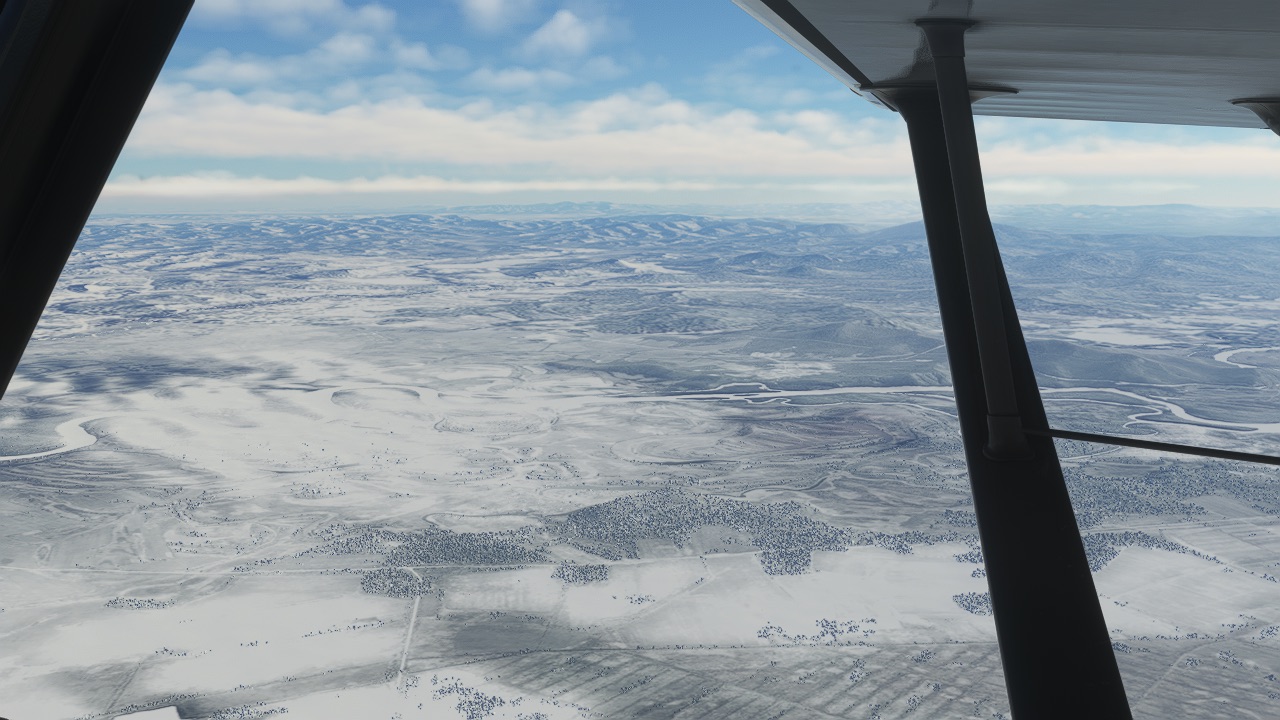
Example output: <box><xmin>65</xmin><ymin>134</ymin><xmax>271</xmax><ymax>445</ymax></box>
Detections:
<box><xmin>521</xmin><ymin>10</ymin><xmax>605</xmax><ymax>58</ymax></box>
<box><xmin>102</xmin><ymin>173</ymin><xmax>723</xmax><ymax>197</ymax></box>
<box><xmin>99</xmin><ymin>169</ymin><xmax>1280</xmax><ymax>211</ymax></box>
<box><xmin>182</xmin><ymin>50</ymin><xmax>278</xmax><ymax>86</ymax></box>
<box><xmin>456</xmin><ymin>0</ymin><xmax>539</xmax><ymax>33</ymax></box>
<box><xmin>702</xmin><ymin>44</ymin><xmax>837</xmax><ymax>107</ymax></box>
<box><xmin>183</xmin><ymin>33</ymin><xmax>384</xmax><ymax>87</ymax></box>
<box><xmin>391</xmin><ymin>40</ymin><xmax>469</xmax><ymax>71</ymax></box>
<box><xmin>191</xmin><ymin>0</ymin><xmax>395</xmax><ymax>35</ymax></box>
<box><xmin>316</xmin><ymin>32</ymin><xmax>377</xmax><ymax>63</ymax></box>
<box><xmin>182</xmin><ymin>33</ymin><xmax>471</xmax><ymax>93</ymax></box>
<box><xmin>117</xmin><ymin>82</ymin><xmax>1280</xmax><ymax>208</ymax></box>
<box><xmin>130</xmin><ymin>83</ymin><xmax>1280</xmax><ymax>185</ymax></box>
<box><xmin>464</xmin><ymin>55</ymin><xmax>625</xmax><ymax>93</ymax></box>
<box><xmin>976</xmin><ymin>134</ymin><xmax>1280</xmax><ymax>179</ymax></box>
<box><xmin>466</xmin><ymin>66</ymin><xmax>575</xmax><ymax>92</ymax></box>
<box><xmin>580</xmin><ymin>56</ymin><xmax>627</xmax><ymax>81</ymax></box>
<box><xmin>130</xmin><ymin>83</ymin><xmax>907</xmax><ymax>178</ymax></box>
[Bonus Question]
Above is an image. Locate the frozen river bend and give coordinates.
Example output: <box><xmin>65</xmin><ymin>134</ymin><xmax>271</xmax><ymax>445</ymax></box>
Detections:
<box><xmin>2</xmin><ymin>213</ymin><xmax>1280</xmax><ymax>719</ymax></box>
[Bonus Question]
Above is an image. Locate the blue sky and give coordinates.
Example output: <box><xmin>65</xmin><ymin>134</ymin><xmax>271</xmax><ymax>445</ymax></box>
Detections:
<box><xmin>98</xmin><ymin>0</ymin><xmax>1280</xmax><ymax>213</ymax></box>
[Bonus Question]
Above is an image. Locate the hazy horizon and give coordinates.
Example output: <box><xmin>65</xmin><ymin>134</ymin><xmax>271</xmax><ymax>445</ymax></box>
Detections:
<box><xmin>94</xmin><ymin>0</ymin><xmax>1280</xmax><ymax>213</ymax></box>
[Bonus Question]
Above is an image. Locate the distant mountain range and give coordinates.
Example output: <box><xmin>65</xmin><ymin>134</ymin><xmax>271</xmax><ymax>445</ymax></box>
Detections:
<box><xmin>409</xmin><ymin>200</ymin><xmax>1280</xmax><ymax>237</ymax></box>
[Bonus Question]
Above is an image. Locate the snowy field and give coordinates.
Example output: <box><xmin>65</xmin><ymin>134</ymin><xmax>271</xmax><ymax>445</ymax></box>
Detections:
<box><xmin>2</xmin><ymin>212</ymin><xmax>1280</xmax><ymax>719</ymax></box>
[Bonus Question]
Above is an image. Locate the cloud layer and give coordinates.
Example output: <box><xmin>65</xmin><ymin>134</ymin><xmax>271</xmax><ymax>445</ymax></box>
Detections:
<box><xmin>455</xmin><ymin>0</ymin><xmax>540</xmax><ymax>33</ymax></box>
<box><xmin>129</xmin><ymin>83</ymin><xmax>1280</xmax><ymax>182</ymax></box>
<box><xmin>113</xmin><ymin>1</ymin><xmax>1280</xmax><ymax>211</ymax></box>
<box><xmin>190</xmin><ymin>0</ymin><xmax>395</xmax><ymax>35</ymax></box>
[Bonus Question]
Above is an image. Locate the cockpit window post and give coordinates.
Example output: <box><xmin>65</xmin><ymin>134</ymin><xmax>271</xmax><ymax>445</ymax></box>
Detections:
<box><xmin>0</xmin><ymin>0</ymin><xmax>192</xmax><ymax>402</ymax></box>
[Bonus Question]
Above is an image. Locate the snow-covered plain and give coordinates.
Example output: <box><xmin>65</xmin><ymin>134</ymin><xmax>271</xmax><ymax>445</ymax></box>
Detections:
<box><xmin>2</xmin><ymin>212</ymin><xmax>1280</xmax><ymax>719</ymax></box>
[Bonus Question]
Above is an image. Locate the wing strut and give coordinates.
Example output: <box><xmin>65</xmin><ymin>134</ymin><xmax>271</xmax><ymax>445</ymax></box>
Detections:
<box><xmin>916</xmin><ymin>19</ymin><xmax>1030</xmax><ymax>461</ymax></box>
<box><xmin>0</xmin><ymin>0</ymin><xmax>193</xmax><ymax>402</ymax></box>
<box><xmin>880</xmin><ymin>20</ymin><xmax>1134</xmax><ymax>718</ymax></box>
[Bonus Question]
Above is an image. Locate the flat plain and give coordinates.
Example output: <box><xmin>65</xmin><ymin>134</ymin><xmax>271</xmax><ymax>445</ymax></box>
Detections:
<box><xmin>2</xmin><ymin>211</ymin><xmax>1279</xmax><ymax>719</ymax></box>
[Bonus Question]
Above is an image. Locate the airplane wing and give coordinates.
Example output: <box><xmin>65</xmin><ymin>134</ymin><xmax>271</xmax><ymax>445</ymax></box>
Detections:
<box><xmin>735</xmin><ymin>0</ymin><xmax>1280</xmax><ymax>130</ymax></box>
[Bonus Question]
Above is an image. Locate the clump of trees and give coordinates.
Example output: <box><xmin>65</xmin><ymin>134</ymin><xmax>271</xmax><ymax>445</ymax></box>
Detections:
<box><xmin>552</xmin><ymin>561</ymin><xmax>609</xmax><ymax>584</ymax></box>
<box><xmin>360</xmin><ymin>567</ymin><xmax>432</xmax><ymax>597</ymax></box>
